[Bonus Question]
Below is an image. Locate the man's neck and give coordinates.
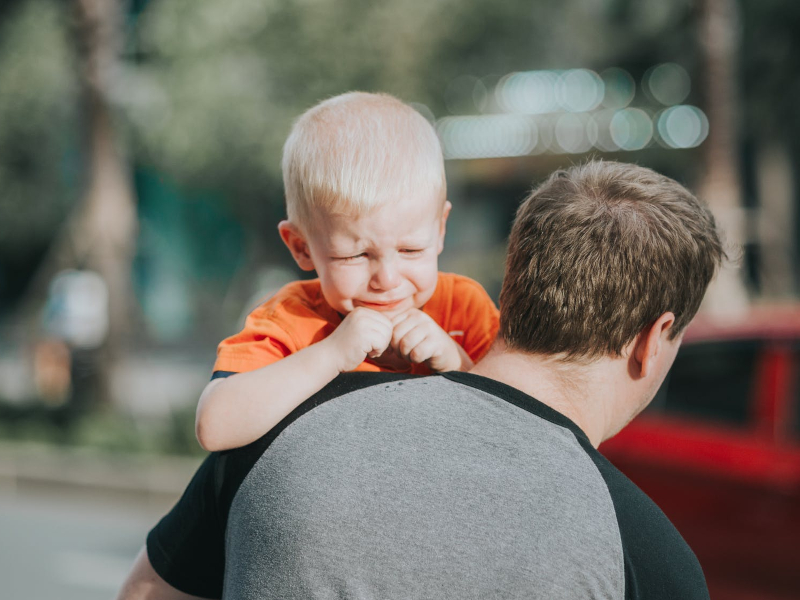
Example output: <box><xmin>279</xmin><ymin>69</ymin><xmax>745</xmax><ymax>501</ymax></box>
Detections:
<box><xmin>469</xmin><ymin>341</ymin><xmax>625</xmax><ymax>447</ymax></box>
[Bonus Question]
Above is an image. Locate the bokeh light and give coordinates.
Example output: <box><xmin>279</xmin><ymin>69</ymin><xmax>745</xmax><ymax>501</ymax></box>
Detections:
<box><xmin>600</xmin><ymin>67</ymin><xmax>635</xmax><ymax>109</ymax></box>
<box><xmin>609</xmin><ymin>108</ymin><xmax>653</xmax><ymax>150</ymax></box>
<box><xmin>496</xmin><ymin>70</ymin><xmax>560</xmax><ymax>114</ymax></box>
<box><xmin>644</xmin><ymin>63</ymin><xmax>691</xmax><ymax>106</ymax></box>
<box><xmin>436</xmin><ymin>115</ymin><xmax>537</xmax><ymax>159</ymax></box>
<box><xmin>554</xmin><ymin>113</ymin><xmax>592</xmax><ymax>153</ymax></box>
<box><xmin>588</xmin><ymin>109</ymin><xmax>620</xmax><ymax>152</ymax></box>
<box><xmin>532</xmin><ymin>116</ymin><xmax>554</xmax><ymax>154</ymax></box>
<box><xmin>496</xmin><ymin>69</ymin><xmax>605</xmax><ymax>115</ymax></box>
<box><xmin>555</xmin><ymin>69</ymin><xmax>604</xmax><ymax>113</ymax></box>
<box><xmin>656</xmin><ymin>105</ymin><xmax>709</xmax><ymax>148</ymax></box>
<box><xmin>435</xmin><ymin>64</ymin><xmax>705</xmax><ymax>157</ymax></box>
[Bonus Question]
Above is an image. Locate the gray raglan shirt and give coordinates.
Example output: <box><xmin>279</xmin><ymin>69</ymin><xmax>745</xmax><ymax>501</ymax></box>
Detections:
<box><xmin>147</xmin><ymin>372</ymin><xmax>709</xmax><ymax>599</ymax></box>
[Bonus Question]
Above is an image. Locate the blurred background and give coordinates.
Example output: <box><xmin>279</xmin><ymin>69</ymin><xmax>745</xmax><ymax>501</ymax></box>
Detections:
<box><xmin>0</xmin><ymin>0</ymin><xmax>798</xmax><ymax>598</ymax></box>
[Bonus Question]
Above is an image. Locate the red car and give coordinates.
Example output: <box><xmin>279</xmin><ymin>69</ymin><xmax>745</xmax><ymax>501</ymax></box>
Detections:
<box><xmin>600</xmin><ymin>307</ymin><xmax>800</xmax><ymax>600</ymax></box>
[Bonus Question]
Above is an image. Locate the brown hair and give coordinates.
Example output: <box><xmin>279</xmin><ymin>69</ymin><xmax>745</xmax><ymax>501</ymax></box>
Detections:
<box><xmin>499</xmin><ymin>160</ymin><xmax>726</xmax><ymax>360</ymax></box>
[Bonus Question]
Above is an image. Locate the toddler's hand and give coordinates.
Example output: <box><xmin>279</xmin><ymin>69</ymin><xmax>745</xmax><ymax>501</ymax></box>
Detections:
<box><xmin>325</xmin><ymin>307</ymin><xmax>393</xmax><ymax>372</ymax></box>
<box><xmin>391</xmin><ymin>309</ymin><xmax>472</xmax><ymax>372</ymax></box>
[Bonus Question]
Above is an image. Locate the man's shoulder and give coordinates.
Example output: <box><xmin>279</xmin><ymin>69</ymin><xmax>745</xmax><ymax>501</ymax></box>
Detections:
<box><xmin>223</xmin><ymin>372</ymin><xmax>630</xmax><ymax>599</ymax></box>
<box><xmin>231</xmin><ymin>372</ymin><xmax>423</xmax><ymax>457</ymax></box>
<box><xmin>586</xmin><ymin>451</ymin><xmax>710</xmax><ymax>600</ymax></box>
<box><xmin>309</xmin><ymin>372</ymin><xmax>422</xmax><ymax>403</ymax></box>
<box><xmin>210</xmin><ymin>373</ymin><xmax>422</xmax><ymax>522</ymax></box>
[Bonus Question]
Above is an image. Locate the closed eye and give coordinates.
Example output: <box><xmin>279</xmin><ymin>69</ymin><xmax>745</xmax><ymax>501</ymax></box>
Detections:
<box><xmin>400</xmin><ymin>248</ymin><xmax>425</xmax><ymax>255</ymax></box>
<box><xmin>334</xmin><ymin>253</ymin><xmax>367</xmax><ymax>263</ymax></box>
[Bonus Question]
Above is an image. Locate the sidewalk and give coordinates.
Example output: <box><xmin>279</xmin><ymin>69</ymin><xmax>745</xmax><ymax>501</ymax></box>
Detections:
<box><xmin>0</xmin><ymin>441</ymin><xmax>203</xmax><ymax>507</ymax></box>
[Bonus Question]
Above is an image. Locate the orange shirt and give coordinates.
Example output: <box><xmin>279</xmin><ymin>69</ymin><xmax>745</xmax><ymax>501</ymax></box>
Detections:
<box><xmin>214</xmin><ymin>272</ymin><xmax>499</xmax><ymax>375</ymax></box>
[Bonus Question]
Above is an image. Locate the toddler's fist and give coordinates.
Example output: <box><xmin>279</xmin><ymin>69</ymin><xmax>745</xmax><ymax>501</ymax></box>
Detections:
<box><xmin>391</xmin><ymin>309</ymin><xmax>471</xmax><ymax>372</ymax></box>
<box><xmin>326</xmin><ymin>307</ymin><xmax>393</xmax><ymax>372</ymax></box>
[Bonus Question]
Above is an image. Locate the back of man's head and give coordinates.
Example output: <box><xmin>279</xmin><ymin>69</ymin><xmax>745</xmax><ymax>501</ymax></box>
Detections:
<box><xmin>281</xmin><ymin>92</ymin><xmax>446</xmax><ymax>230</ymax></box>
<box><xmin>500</xmin><ymin>160</ymin><xmax>726</xmax><ymax>360</ymax></box>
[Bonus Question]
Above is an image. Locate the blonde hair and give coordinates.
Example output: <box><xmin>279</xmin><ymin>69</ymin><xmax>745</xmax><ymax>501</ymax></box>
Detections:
<box><xmin>281</xmin><ymin>92</ymin><xmax>446</xmax><ymax>229</ymax></box>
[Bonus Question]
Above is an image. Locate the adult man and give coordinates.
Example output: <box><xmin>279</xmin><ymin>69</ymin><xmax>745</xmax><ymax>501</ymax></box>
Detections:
<box><xmin>117</xmin><ymin>161</ymin><xmax>725</xmax><ymax>600</ymax></box>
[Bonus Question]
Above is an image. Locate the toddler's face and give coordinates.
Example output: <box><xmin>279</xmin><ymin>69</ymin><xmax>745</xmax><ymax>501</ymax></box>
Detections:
<box><xmin>285</xmin><ymin>190</ymin><xmax>449</xmax><ymax>318</ymax></box>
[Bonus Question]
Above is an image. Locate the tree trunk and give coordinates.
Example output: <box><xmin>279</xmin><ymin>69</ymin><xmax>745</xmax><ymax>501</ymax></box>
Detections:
<box><xmin>756</xmin><ymin>143</ymin><xmax>795</xmax><ymax>299</ymax></box>
<box><xmin>51</xmin><ymin>0</ymin><xmax>137</xmax><ymax>407</ymax></box>
<box><xmin>697</xmin><ymin>0</ymin><xmax>750</xmax><ymax>315</ymax></box>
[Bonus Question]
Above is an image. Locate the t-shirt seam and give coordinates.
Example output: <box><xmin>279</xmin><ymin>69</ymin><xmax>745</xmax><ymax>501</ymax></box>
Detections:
<box><xmin>440</xmin><ymin>372</ymin><xmax>591</xmax><ymax>443</ymax></box>
<box><xmin>223</xmin><ymin>375</ymin><xmax>625</xmax><ymax>599</ymax></box>
<box><xmin>220</xmin><ymin>372</ymin><xmax>422</xmax><ymax>529</ymax></box>
<box><xmin>567</xmin><ymin>432</ymin><xmax>628</xmax><ymax>596</ymax></box>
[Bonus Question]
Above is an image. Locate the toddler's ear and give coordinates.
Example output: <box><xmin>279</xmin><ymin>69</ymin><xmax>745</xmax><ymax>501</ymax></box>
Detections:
<box><xmin>278</xmin><ymin>221</ymin><xmax>315</xmax><ymax>271</ymax></box>
<box><xmin>437</xmin><ymin>201</ymin><xmax>452</xmax><ymax>254</ymax></box>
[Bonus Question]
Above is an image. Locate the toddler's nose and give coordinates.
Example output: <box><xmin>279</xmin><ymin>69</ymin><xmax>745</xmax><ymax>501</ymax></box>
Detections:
<box><xmin>370</xmin><ymin>260</ymin><xmax>401</xmax><ymax>291</ymax></box>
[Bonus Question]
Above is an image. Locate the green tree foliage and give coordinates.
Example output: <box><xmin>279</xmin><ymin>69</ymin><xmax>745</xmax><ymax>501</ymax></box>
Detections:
<box><xmin>125</xmin><ymin>0</ymin><xmax>706</xmax><ymax>196</ymax></box>
<box><xmin>127</xmin><ymin>0</ymin><xmax>461</xmax><ymax>199</ymax></box>
<box><xmin>1</xmin><ymin>0</ymin><xmax>798</xmax><ymax>302</ymax></box>
<box><xmin>0</xmin><ymin>0</ymin><xmax>79</xmax><ymax>300</ymax></box>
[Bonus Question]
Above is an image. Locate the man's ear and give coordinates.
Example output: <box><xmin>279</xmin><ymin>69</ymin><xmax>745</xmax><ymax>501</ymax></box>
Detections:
<box><xmin>278</xmin><ymin>221</ymin><xmax>315</xmax><ymax>271</ymax></box>
<box><xmin>437</xmin><ymin>201</ymin><xmax>452</xmax><ymax>254</ymax></box>
<box><xmin>632</xmin><ymin>312</ymin><xmax>676</xmax><ymax>378</ymax></box>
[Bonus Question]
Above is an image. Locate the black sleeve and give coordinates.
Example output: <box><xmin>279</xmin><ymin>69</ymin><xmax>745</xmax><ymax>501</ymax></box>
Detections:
<box><xmin>146</xmin><ymin>453</ymin><xmax>227</xmax><ymax>598</ymax></box>
<box><xmin>146</xmin><ymin>372</ymin><xmax>419</xmax><ymax>598</ymax></box>
<box><xmin>211</xmin><ymin>370</ymin><xmax>237</xmax><ymax>380</ymax></box>
<box><xmin>586</xmin><ymin>451</ymin><xmax>710</xmax><ymax>600</ymax></box>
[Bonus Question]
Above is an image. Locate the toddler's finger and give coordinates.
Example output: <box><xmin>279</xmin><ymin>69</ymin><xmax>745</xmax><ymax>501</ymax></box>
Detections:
<box><xmin>391</xmin><ymin>318</ymin><xmax>418</xmax><ymax>347</ymax></box>
<box><xmin>397</xmin><ymin>327</ymin><xmax>429</xmax><ymax>361</ymax></box>
<box><xmin>367</xmin><ymin>333</ymin><xmax>394</xmax><ymax>359</ymax></box>
<box><xmin>408</xmin><ymin>339</ymin><xmax>437</xmax><ymax>365</ymax></box>
<box><xmin>370</xmin><ymin>324</ymin><xmax>393</xmax><ymax>355</ymax></box>
<box><xmin>390</xmin><ymin>308</ymin><xmax>419</xmax><ymax>326</ymax></box>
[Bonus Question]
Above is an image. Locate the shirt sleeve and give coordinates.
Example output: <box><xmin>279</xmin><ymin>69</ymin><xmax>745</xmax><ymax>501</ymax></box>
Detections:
<box><xmin>585</xmin><ymin>451</ymin><xmax>710</xmax><ymax>600</ymax></box>
<box><xmin>213</xmin><ymin>309</ymin><xmax>295</xmax><ymax>374</ymax></box>
<box><xmin>146</xmin><ymin>454</ymin><xmax>226</xmax><ymax>598</ymax></box>
<box><xmin>452</xmin><ymin>278</ymin><xmax>500</xmax><ymax>363</ymax></box>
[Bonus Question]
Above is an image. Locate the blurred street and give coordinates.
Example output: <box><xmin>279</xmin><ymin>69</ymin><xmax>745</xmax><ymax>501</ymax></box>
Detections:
<box><xmin>1</xmin><ymin>490</ymin><xmax>148</xmax><ymax>599</ymax></box>
<box><xmin>0</xmin><ymin>447</ymin><xmax>201</xmax><ymax>600</ymax></box>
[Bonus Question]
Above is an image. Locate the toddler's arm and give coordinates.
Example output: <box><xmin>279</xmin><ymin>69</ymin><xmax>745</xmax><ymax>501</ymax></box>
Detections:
<box><xmin>391</xmin><ymin>308</ymin><xmax>474</xmax><ymax>373</ymax></box>
<box><xmin>196</xmin><ymin>307</ymin><xmax>393</xmax><ymax>451</ymax></box>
